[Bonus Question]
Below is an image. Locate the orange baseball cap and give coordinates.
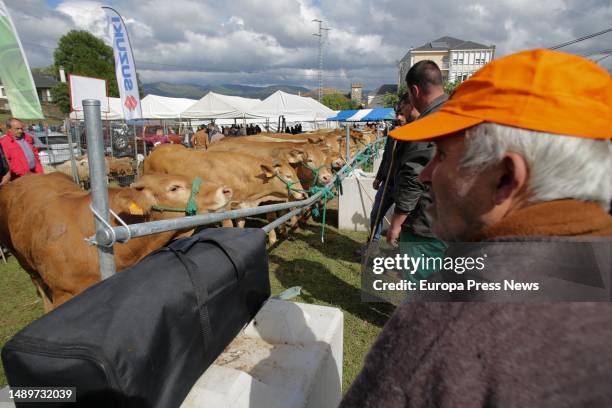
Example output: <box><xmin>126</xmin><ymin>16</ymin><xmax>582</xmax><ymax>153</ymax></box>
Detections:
<box><xmin>390</xmin><ymin>49</ymin><xmax>612</xmax><ymax>141</ymax></box>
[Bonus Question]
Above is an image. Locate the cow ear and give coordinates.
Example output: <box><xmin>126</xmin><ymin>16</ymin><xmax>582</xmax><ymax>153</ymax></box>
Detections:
<box><xmin>288</xmin><ymin>149</ymin><xmax>304</xmax><ymax>163</ymax></box>
<box><xmin>130</xmin><ymin>180</ymin><xmax>146</xmax><ymax>191</ymax></box>
<box><xmin>260</xmin><ymin>164</ymin><xmax>276</xmax><ymax>178</ymax></box>
<box><xmin>307</xmin><ymin>137</ymin><xmax>322</xmax><ymax>144</ymax></box>
<box><xmin>113</xmin><ymin>190</ymin><xmax>149</xmax><ymax>217</ymax></box>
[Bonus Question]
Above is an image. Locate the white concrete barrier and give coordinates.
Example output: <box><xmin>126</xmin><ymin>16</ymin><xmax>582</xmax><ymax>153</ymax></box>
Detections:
<box><xmin>338</xmin><ymin>170</ymin><xmax>393</xmax><ymax>232</ymax></box>
<box><xmin>181</xmin><ymin>300</ymin><xmax>343</xmax><ymax>408</ymax></box>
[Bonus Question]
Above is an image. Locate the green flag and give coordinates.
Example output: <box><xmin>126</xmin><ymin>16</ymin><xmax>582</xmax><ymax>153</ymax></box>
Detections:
<box><xmin>0</xmin><ymin>0</ymin><xmax>43</xmax><ymax>119</ymax></box>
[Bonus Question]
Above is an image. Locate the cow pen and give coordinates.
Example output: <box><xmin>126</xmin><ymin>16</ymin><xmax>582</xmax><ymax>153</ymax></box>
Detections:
<box><xmin>81</xmin><ymin>99</ymin><xmax>383</xmax><ymax>279</ymax></box>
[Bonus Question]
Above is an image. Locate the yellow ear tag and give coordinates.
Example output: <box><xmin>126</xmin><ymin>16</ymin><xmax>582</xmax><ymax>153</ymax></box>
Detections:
<box><xmin>129</xmin><ymin>202</ymin><xmax>144</xmax><ymax>215</ymax></box>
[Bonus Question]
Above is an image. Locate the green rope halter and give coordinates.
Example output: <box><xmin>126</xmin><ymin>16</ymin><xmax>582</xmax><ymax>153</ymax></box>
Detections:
<box><xmin>274</xmin><ymin>173</ymin><xmax>309</xmax><ymax>195</ymax></box>
<box><xmin>302</xmin><ymin>162</ymin><xmax>327</xmax><ymax>186</ymax></box>
<box><xmin>309</xmin><ymin>185</ymin><xmax>336</xmax><ymax>243</ymax></box>
<box><xmin>151</xmin><ymin>176</ymin><xmax>202</xmax><ymax>216</ymax></box>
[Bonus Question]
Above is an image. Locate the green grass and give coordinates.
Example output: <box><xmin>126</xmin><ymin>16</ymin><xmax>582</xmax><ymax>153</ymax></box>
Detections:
<box><xmin>0</xmin><ymin>256</ymin><xmax>45</xmax><ymax>386</ymax></box>
<box><xmin>0</xmin><ymin>205</ymin><xmax>394</xmax><ymax>393</ymax></box>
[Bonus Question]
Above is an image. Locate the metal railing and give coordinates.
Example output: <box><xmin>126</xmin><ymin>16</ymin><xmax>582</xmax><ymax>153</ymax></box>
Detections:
<box><xmin>83</xmin><ymin>101</ymin><xmax>381</xmax><ymax>278</ymax></box>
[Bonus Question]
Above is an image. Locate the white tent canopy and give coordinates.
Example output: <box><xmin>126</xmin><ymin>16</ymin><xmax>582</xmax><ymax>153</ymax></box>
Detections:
<box><xmin>249</xmin><ymin>90</ymin><xmax>335</xmax><ymax>122</ymax></box>
<box><xmin>181</xmin><ymin>92</ymin><xmax>262</xmax><ymax>119</ymax></box>
<box><xmin>140</xmin><ymin>94</ymin><xmax>197</xmax><ymax>119</ymax></box>
<box><xmin>69</xmin><ymin>97</ymin><xmax>124</xmax><ymax>121</ymax></box>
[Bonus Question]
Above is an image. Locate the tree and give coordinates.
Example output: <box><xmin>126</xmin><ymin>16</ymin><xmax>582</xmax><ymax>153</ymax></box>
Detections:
<box><xmin>443</xmin><ymin>79</ymin><xmax>461</xmax><ymax>95</ymax></box>
<box><xmin>381</xmin><ymin>93</ymin><xmax>399</xmax><ymax>108</ymax></box>
<box><xmin>380</xmin><ymin>84</ymin><xmax>408</xmax><ymax>108</ymax></box>
<box><xmin>51</xmin><ymin>30</ymin><xmax>144</xmax><ymax>113</ymax></box>
<box><xmin>51</xmin><ymin>83</ymin><xmax>71</xmax><ymax>113</ymax></box>
<box><xmin>321</xmin><ymin>93</ymin><xmax>361</xmax><ymax>110</ymax></box>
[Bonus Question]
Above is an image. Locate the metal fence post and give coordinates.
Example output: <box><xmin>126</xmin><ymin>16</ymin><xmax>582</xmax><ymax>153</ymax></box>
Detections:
<box><xmin>83</xmin><ymin>99</ymin><xmax>116</xmax><ymax>279</ymax></box>
<box><xmin>345</xmin><ymin>123</ymin><xmax>351</xmax><ymax>163</ymax></box>
<box><xmin>66</xmin><ymin>124</ymin><xmax>80</xmax><ymax>185</ymax></box>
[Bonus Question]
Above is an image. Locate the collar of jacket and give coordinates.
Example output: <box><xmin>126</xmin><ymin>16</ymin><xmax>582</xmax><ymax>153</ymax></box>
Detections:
<box><xmin>472</xmin><ymin>199</ymin><xmax>612</xmax><ymax>241</ymax></box>
<box><xmin>4</xmin><ymin>131</ymin><xmax>24</xmax><ymax>141</ymax></box>
<box><xmin>419</xmin><ymin>93</ymin><xmax>449</xmax><ymax>118</ymax></box>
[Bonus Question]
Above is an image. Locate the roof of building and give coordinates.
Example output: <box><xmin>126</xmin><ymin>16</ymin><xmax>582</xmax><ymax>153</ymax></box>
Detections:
<box><xmin>375</xmin><ymin>84</ymin><xmax>398</xmax><ymax>95</ymax></box>
<box><xmin>32</xmin><ymin>73</ymin><xmax>59</xmax><ymax>89</ymax></box>
<box><xmin>400</xmin><ymin>36</ymin><xmax>494</xmax><ymax>61</ymax></box>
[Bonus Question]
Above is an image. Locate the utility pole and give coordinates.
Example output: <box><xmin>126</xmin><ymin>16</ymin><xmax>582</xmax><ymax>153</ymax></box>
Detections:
<box><xmin>312</xmin><ymin>19</ymin><xmax>330</xmax><ymax>102</ymax></box>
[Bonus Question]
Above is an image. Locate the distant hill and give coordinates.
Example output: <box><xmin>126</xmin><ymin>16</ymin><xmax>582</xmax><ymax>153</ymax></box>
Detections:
<box><xmin>144</xmin><ymin>82</ymin><xmax>311</xmax><ymax>100</ymax></box>
<box><xmin>302</xmin><ymin>87</ymin><xmax>346</xmax><ymax>98</ymax></box>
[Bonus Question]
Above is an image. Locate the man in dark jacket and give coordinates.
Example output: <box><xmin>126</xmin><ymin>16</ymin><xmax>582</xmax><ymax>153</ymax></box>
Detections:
<box><xmin>341</xmin><ymin>49</ymin><xmax>612</xmax><ymax>407</ymax></box>
<box><xmin>362</xmin><ymin>93</ymin><xmax>418</xmax><ymax>254</ymax></box>
<box><xmin>387</xmin><ymin>61</ymin><xmax>448</xmax><ymax>279</ymax></box>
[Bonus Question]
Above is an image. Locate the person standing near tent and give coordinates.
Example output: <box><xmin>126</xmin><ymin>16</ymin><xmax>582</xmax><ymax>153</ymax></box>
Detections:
<box><xmin>0</xmin><ymin>118</ymin><xmax>43</xmax><ymax>181</ymax></box>
<box><xmin>386</xmin><ymin>61</ymin><xmax>448</xmax><ymax>280</ymax></box>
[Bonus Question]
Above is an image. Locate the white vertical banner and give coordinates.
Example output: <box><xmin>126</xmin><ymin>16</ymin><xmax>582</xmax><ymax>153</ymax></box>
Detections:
<box><xmin>102</xmin><ymin>6</ymin><xmax>142</xmax><ymax>120</ymax></box>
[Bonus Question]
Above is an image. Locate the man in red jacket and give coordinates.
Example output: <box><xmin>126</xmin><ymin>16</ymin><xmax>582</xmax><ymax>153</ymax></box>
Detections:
<box><xmin>0</xmin><ymin>118</ymin><xmax>43</xmax><ymax>180</ymax></box>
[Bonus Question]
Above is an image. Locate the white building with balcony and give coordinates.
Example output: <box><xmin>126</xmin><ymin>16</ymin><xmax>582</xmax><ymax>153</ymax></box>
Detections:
<box><xmin>398</xmin><ymin>36</ymin><xmax>495</xmax><ymax>86</ymax></box>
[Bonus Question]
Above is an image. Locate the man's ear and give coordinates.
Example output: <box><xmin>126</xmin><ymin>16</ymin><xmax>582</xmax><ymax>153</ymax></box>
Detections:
<box><xmin>494</xmin><ymin>152</ymin><xmax>529</xmax><ymax>205</ymax></box>
<box><xmin>410</xmin><ymin>84</ymin><xmax>419</xmax><ymax>100</ymax></box>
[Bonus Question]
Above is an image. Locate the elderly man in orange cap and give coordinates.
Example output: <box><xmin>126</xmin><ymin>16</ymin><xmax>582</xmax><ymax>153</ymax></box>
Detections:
<box><xmin>341</xmin><ymin>49</ymin><xmax>611</xmax><ymax>407</ymax></box>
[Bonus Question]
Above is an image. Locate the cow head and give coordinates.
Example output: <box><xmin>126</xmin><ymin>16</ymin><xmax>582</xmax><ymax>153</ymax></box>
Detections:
<box><xmin>114</xmin><ymin>173</ymin><xmax>232</xmax><ymax>220</ymax></box>
<box><xmin>287</xmin><ymin>149</ymin><xmax>306</xmax><ymax>164</ymax></box>
<box><xmin>300</xmin><ymin>147</ymin><xmax>333</xmax><ymax>186</ymax></box>
<box><xmin>260</xmin><ymin>162</ymin><xmax>307</xmax><ymax>201</ymax></box>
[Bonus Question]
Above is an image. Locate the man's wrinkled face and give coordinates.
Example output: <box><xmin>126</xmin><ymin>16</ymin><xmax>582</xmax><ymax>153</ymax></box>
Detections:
<box><xmin>9</xmin><ymin>120</ymin><xmax>24</xmax><ymax>138</ymax></box>
<box><xmin>419</xmin><ymin>133</ymin><xmax>498</xmax><ymax>241</ymax></box>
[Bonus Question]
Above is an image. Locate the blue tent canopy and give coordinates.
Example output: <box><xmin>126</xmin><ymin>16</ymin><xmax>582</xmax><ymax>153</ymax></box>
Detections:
<box><xmin>327</xmin><ymin>108</ymin><xmax>395</xmax><ymax>122</ymax></box>
<box><xmin>359</xmin><ymin>108</ymin><xmax>395</xmax><ymax>121</ymax></box>
<box><xmin>326</xmin><ymin>109</ymin><xmax>359</xmax><ymax>121</ymax></box>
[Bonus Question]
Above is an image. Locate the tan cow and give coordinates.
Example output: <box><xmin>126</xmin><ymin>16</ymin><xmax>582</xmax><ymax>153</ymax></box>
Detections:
<box><xmin>191</xmin><ymin>129</ymin><xmax>209</xmax><ymax>150</ymax></box>
<box><xmin>0</xmin><ymin>172</ymin><xmax>233</xmax><ymax>311</ymax></box>
<box><xmin>106</xmin><ymin>156</ymin><xmax>135</xmax><ymax>176</ymax></box>
<box><xmin>144</xmin><ymin>145</ymin><xmax>307</xmax><ymax>243</ymax></box>
<box><xmin>207</xmin><ymin>140</ymin><xmax>333</xmax><ymax>190</ymax></box>
<box><xmin>43</xmin><ymin>157</ymin><xmax>92</xmax><ymax>183</ymax></box>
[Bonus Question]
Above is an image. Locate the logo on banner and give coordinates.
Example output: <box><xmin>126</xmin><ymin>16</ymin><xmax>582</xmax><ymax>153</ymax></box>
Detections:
<box><xmin>112</xmin><ymin>17</ymin><xmax>134</xmax><ymax>92</ymax></box>
<box><xmin>124</xmin><ymin>95</ymin><xmax>138</xmax><ymax>111</ymax></box>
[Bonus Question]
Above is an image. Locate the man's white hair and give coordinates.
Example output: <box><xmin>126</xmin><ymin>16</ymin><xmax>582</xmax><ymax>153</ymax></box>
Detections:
<box><xmin>461</xmin><ymin>123</ymin><xmax>611</xmax><ymax>209</ymax></box>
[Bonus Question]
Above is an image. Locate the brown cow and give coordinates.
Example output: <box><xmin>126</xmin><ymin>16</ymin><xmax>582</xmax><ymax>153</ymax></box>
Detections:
<box><xmin>143</xmin><ymin>144</ymin><xmax>307</xmax><ymax>243</ymax></box>
<box><xmin>207</xmin><ymin>139</ymin><xmax>333</xmax><ymax>190</ymax></box>
<box><xmin>191</xmin><ymin>129</ymin><xmax>209</xmax><ymax>150</ymax></box>
<box><xmin>0</xmin><ymin>172</ymin><xmax>233</xmax><ymax>311</ymax></box>
<box><xmin>106</xmin><ymin>156</ymin><xmax>135</xmax><ymax>176</ymax></box>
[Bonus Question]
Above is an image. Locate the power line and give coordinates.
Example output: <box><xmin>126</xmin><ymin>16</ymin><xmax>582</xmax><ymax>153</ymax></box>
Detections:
<box><xmin>549</xmin><ymin>26</ymin><xmax>612</xmax><ymax>50</ymax></box>
<box><xmin>595</xmin><ymin>54</ymin><xmax>612</xmax><ymax>63</ymax></box>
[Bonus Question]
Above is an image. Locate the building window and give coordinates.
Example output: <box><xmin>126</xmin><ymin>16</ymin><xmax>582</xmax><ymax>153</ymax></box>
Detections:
<box><xmin>457</xmin><ymin>53</ymin><xmax>464</xmax><ymax>65</ymax></box>
<box><xmin>452</xmin><ymin>53</ymin><xmax>458</xmax><ymax>65</ymax></box>
<box><xmin>469</xmin><ymin>52</ymin><xmax>475</xmax><ymax>65</ymax></box>
<box><xmin>0</xmin><ymin>87</ymin><xmax>4</xmax><ymax>98</ymax></box>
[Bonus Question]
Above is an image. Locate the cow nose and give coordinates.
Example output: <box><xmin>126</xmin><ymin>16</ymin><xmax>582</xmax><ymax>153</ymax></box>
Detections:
<box><xmin>319</xmin><ymin>174</ymin><xmax>331</xmax><ymax>184</ymax></box>
<box><xmin>222</xmin><ymin>187</ymin><xmax>232</xmax><ymax>197</ymax></box>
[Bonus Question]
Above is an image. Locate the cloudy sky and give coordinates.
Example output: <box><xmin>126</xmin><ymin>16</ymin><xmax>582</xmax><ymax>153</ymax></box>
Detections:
<box><xmin>6</xmin><ymin>0</ymin><xmax>612</xmax><ymax>91</ymax></box>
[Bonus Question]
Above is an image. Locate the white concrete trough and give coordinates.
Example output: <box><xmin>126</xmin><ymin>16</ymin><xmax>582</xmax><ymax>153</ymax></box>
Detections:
<box><xmin>338</xmin><ymin>169</ymin><xmax>393</xmax><ymax>233</ymax></box>
<box><xmin>181</xmin><ymin>299</ymin><xmax>344</xmax><ymax>408</ymax></box>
